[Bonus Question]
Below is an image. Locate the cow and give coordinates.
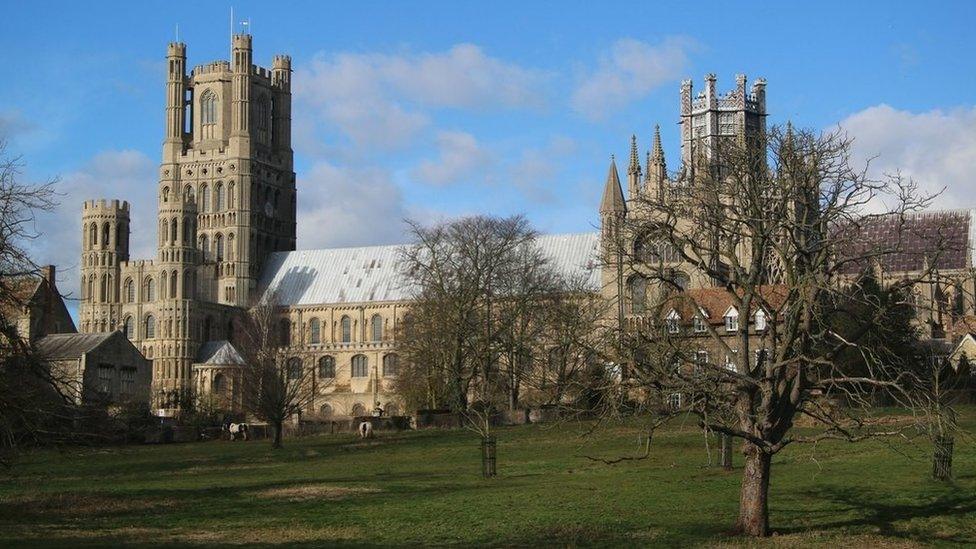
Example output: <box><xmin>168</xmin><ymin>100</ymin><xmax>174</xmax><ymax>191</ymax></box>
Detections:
<box><xmin>224</xmin><ymin>422</ymin><xmax>249</xmax><ymax>441</ymax></box>
<box><xmin>358</xmin><ymin>421</ymin><xmax>373</xmax><ymax>439</ymax></box>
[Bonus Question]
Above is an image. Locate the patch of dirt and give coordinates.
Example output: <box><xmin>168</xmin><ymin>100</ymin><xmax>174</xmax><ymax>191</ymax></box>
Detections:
<box><xmin>0</xmin><ymin>492</ymin><xmax>175</xmax><ymax>517</ymax></box>
<box><xmin>254</xmin><ymin>483</ymin><xmax>380</xmax><ymax>502</ymax></box>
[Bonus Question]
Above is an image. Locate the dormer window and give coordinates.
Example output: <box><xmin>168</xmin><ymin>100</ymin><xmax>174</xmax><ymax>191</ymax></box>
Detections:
<box><xmin>754</xmin><ymin>309</ymin><xmax>767</xmax><ymax>332</ymax></box>
<box><xmin>693</xmin><ymin>309</ymin><xmax>707</xmax><ymax>333</ymax></box>
<box><xmin>724</xmin><ymin>307</ymin><xmax>739</xmax><ymax>332</ymax></box>
<box><xmin>666</xmin><ymin>309</ymin><xmax>681</xmax><ymax>334</ymax></box>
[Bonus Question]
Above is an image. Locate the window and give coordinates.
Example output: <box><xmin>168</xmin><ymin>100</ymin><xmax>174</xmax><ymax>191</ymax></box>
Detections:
<box><xmin>200</xmin><ymin>90</ymin><xmax>217</xmax><ymax>139</ymax></box>
<box><xmin>145</xmin><ymin>277</ymin><xmax>155</xmax><ymax>302</ymax></box>
<box><xmin>351</xmin><ymin>354</ymin><xmax>368</xmax><ymax>377</ymax></box>
<box><xmin>212</xmin><ymin>373</ymin><xmax>226</xmax><ymax>395</ymax></box>
<box><xmin>120</xmin><ymin>368</ymin><xmax>135</xmax><ymax>395</ymax></box>
<box><xmin>183</xmin><ymin>270</ymin><xmax>193</xmax><ymax>299</ymax></box>
<box><xmin>200</xmin><ymin>185</ymin><xmax>209</xmax><ymax>213</ymax></box>
<box><xmin>124</xmin><ymin>278</ymin><xmax>134</xmax><ymax>303</ymax></box>
<box><xmin>199</xmin><ymin>234</ymin><xmax>209</xmax><ymax>260</ymax></box>
<box><xmin>97</xmin><ymin>364</ymin><xmax>113</xmax><ymax>394</ymax></box>
<box><xmin>319</xmin><ymin>403</ymin><xmax>333</xmax><ymax>418</ymax></box>
<box><xmin>123</xmin><ymin>316</ymin><xmax>133</xmax><ymax>339</ymax></box>
<box><xmin>724</xmin><ymin>307</ymin><xmax>739</xmax><ymax>332</ymax></box>
<box><xmin>215</xmin><ymin>234</ymin><xmax>224</xmax><ymax>261</ymax></box>
<box><xmin>382</xmin><ymin>354</ymin><xmax>399</xmax><ymax>377</ymax></box>
<box><xmin>668</xmin><ymin>392</ymin><xmax>682</xmax><ymax>410</ymax></box>
<box><xmin>371</xmin><ymin>314</ymin><xmax>383</xmax><ymax>342</ymax></box>
<box><xmin>695</xmin><ymin>351</ymin><xmax>708</xmax><ymax>375</ymax></box>
<box><xmin>666</xmin><ymin>310</ymin><xmax>681</xmax><ymax>334</ymax></box>
<box><xmin>215</xmin><ymin>183</ymin><xmax>225</xmax><ymax>211</ymax></box>
<box><xmin>725</xmin><ymin>351</ymin><xmax>738</xmax><ymax>371</ymax></box>
<box><xmin>279</xmin><ymin>319</ymin><xmax>291</xmax><ymax>346</ymax></box>
<box><xmin>145</xmin><ymin>315</ymin><xmax>156</xmax><ymax>338</ymax></box>
<box><xmin>318</xmin><ymin>356</ymin><xmax>335</xmax><ymax>378</ymax></box>
<box><xmin>628</xmin><ymin>276</ymin><xmax>647</xmax><ymax>314</ymax></box>
<box><xmin>341</xmin><ymin>316</ymin><xmax>351</xmax><ymax>343</ymax></box>
<box><xmin>351</xmin><ymin>403</ymin><xmax>366</xmax><ymax>417</ymax></box>
<box><xmin>170</xmin><ymin>217</ymin><xmax>178</xmax><ymax>244</ymax></box>
<box><xmin>227</xmin><ymin>233</ymin><xmax>235</xmax><ymax>261</ymax></box>
<box><xmin>754</xmin><ymin>309</ymin><xmax>767</xmax><ymax>332</ymax></box>
<box><xmin>228</xmin><ymin>182</ymin><xmax>235</xmax><ymax>208</ymax></box>
<box><xmin>286</xmin><ymin>357</ymin><xmax>302</xmax><ymax>380</ymax></box>
<box><xmin>170</xmin><ymin>271</ymin><xmax>178</xmax><ymax>299</ymax></box>
<box><xmin>309</xmin><ymin>318</ymin><xmax>321</xmax><ymax>344</ymax></box>
<box><xmin>693</xmin><ymin>313</ymin><xmax>706</xmax><ymax>333</ymax></box>
<box><xmin>89</xmin><ymin>223</ymin><xmax>98</xmax><ymax>248</ymax></box>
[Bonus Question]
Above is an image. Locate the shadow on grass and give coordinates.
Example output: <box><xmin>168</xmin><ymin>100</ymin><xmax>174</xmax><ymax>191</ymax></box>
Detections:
<box><xmin>780</xmin><ymin>485</ymin><xmax>976</xmax><ymax>544</ymax></box>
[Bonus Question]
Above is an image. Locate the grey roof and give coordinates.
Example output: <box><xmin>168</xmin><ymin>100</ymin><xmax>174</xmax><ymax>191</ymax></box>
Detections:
<box><xmin>599</xmin><ymin>158</ymin><xmax>626</xmax><ymax>214</ymax></box>
<box><xmin>35</xmin><ymin>332</ymin><xmax>114</xmax><ymax>360</ymax></box>
<box><xmin>195</xmin><ymin>340</ymin><xmax>245</xmax><ymax>365</ymax></box>
<box><xmin>257</xmin><ymin>232</ymin><xmax>602</xmax><ymax>307</ymax></box>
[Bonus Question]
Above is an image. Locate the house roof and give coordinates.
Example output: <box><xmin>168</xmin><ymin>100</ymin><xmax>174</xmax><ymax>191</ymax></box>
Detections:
<box><xmin>256</xmin><ymin>232</ymin><xmax>602</xmax><ymax>307</ymax></box>
<box><xmin>0</xmin><ymin>277</ymin><xmax>41</xmax><ymax>321</ymax></box>
<box><xmin>663</xmin><ymin>285</ymin><xmax>788</xmax><ymax>322</ymax></box>
<box><xmin>35</xmin><ymin>332</ymin><xmax>114</xmax><ymax>360</ymax></box>
<box><xmin>195</xmin><ymin>340</ymin><xmax>245</xmax><ymax>365</ymax></box>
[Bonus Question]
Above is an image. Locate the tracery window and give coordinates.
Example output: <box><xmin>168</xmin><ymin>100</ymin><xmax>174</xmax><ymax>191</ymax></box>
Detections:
<box><xmin>351</xmin><ymin>355</ymin><xmax>368</xmax><ymax>377</ymax></box>
<box><xmin>309</xmin><ymin>318</ymin><xmax>321</xmax><ymax>344</ymax></box>
<box><xmin>318</xmin><ymin>356</ymin><xmax>335</xmax><ymax>378</ymax></box>
<box><xmin>371</xmin><ymin>314</ymin><xmax>383</xmax><ymax>342</ymax></box>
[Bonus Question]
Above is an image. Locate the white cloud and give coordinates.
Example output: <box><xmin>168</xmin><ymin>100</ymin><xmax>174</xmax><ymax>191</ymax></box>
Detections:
<box><xmin>840</xmin><ymin>104</ymin><xmax>976</xmax><ymax>208</ymax></box>
<box><xmin>571</xmin><ymin>37</ymin><xmax>694</xmax><ymax>120</ymax></box>
<box><xmin>411</xmin><ymin>131</ymin><xmax>492</xmax><ymax>186</ymax></box>
<box><xmin>31</xmin><ymin>150</ymin><xmax>157</xmax><ymax>302</ymax></box>
<box><xmin>294</xmin><ymin>44</ymin><xmax>548</xmax><ymax>151</ymax></box>
<box><xmin>297</xmin><ymin>161</ymin><xmax>410</xmax><ymax>249</ymax></box>
<box><xmin>0</xmin><ymin>110</ymin><xmax>34</xmax><ymax>141</ymax></box>
<box><xmin>508</xmin><ymin>136</ymin><xmax>577</xmax><ymax>203</ymax></box>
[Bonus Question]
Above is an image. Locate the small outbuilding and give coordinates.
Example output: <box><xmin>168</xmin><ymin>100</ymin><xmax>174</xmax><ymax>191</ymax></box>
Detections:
<box><xmin>35</xmin><ymin>331</ymin><xmax>152</xmax><ymax>406</ymax></box>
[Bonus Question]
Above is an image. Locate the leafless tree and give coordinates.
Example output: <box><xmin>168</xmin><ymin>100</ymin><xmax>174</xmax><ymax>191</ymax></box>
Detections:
<box><xmin>604</xmin><ymin>126</ymin><xmax>945</xmax><ymax>536</ymax></box>
<box><xmin>235</xmin><ymin>293</ymin><xmax>318</xmax><ymax>449</ymax></box>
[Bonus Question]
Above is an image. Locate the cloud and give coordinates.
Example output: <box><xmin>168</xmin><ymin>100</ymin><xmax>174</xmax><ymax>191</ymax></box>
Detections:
<box><xmin>31</xmin><ymin>150</ymin><xmax>157</xmax><ymax>302</ymax></box>
<box><xmin>508</xmin><ymin>136</ymin><xmax>577</xmax><ymax>203</ymax></box>
<box><xmin>297</xmin><ymin>161</ymin><xmax>410</xmax><ymax>249</ymax></box>
<box><xmin>840</xmin><ymin>104</ymin><xmax>976</xmax><ymax>208</ymax></box>
<box><xmin>571</xmin><ymin>37</ymin><xmax>694</xmax><ymax>120</ymax></box>
<box><xmin>0</xmin><ymin>110</ymin><xmax>36</xmax><ymax>141</ymax></box>
<box><xmin>411</xmin><ymin>131</ymin><xmax>492</xmax><ymax>186</ymax></box>
<box><xmin>294</xmin><ymin>44</ymin><xmax>548</xmax><ymax>151</ymax></box>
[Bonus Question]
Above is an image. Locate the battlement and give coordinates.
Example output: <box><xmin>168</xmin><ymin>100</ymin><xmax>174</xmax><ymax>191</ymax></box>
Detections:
<box><xmin>120</xmin><ymin>259</ymin><xmax>155</xmax><ymax>269</ymax></box>
<box><xmin>273</xmin><ymin>55</ymin><xmax>292</xmax><ymax>69</ymax></box>
<box><xmin>232</xmin><ymin>33</ymin><xmax>252</xmax><ymax>49</ymax></box>
<box><xmin>191</xmin><ymin>61</ymin><xmax>230</xmax><ymax>76</ymax></box>
<box><xmin>83</xmin><ymin>199</ymin><xmax>130</xmax><ymax>212</ymax></box>
<box><xmin>682</xmin><ymin>73</ymin><xmax>766</xmax><ymax>115</ymax></box>
<box><xmin>167</xmin><ymin>42</ymin><xmax>186</xmax><ymax>57</ymax></box>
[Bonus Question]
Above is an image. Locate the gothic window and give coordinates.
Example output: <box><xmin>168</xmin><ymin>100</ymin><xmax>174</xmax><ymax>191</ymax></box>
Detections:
<box><xmin>200</xmin><ymin>90</ymin><xmax>217</xmax><ymax>139</ymax></box>
<box><xmin>183</xmin><ymin>270</ymin><xmax>193</xmax><ymax>300</ymax></box>
<box><xmin>341</xmin><ymin>315</ymin><xmax>351</xmax><ymax>343</ymax></box>
<box><xmin>162</xmin><ymin>186</ymin><xmax>169</xmax><ymax>203</ymax></box>
<box><xmin>161</xmin><ymin>219</ymin><xmax>169</xmax><ymax>245</ymax></box>
<box><xmin>170</xmin><ymin>271</ymin><xmax>178</xmax><ymax>299</ymax></box>
<box><xmin>200</xmin><ymin>184</ymin><xmax>209</xmax><ymax>213</ymax></box>
<box><xmin>89</xmin><ymin>223</ymin><xmax>98</xmax><ymax>248</ymax></box>
<box><xmin>145</xmin><ymin>277</ymin><xmax>155</xmax><ymax>302</ymax></box>
<box><xmin>199</xmin><ymin>234</ymin><xmax>209</xmax><ymax>261</ymax></box>
<box><xmin>184</xmin><ymin>185</ymin><xmax>195</xmax><ymax>203</ymax></box>
<box><xmin>102</xmin><ymin>223</ymin><xmax>111</xmax><ymax>248</ymax></box>
<box><xmin>627</xmin><ymin>275</ymin><xmax>647</xmax><ymax>315</ymax></box>
<box><xmin>228</xmin><ymin>181</ymin><xmax>235</xmax><ymax>208</ymax></box>
<box><xmin>227</xmin><ymin>233</ymin><xmax>235</xmax><ymax>261</ymax></box>
<box><xmin>215</xmin><ymin>183</ymin><xmax>224</xmax><ymax>211</ymax></box>
<box><xmin>351</xmin><ymin>354</ymin><xmax>368</xmax><ymax>378</ymax></box>
<box><xmin>279</xmin><ymin>319</ymin><xmax>291</xmax><ymax>346</ymax></box>
<box><xmin>286</xmin><ymin>357</ymin><xmax>303</xmax><ymax>380</ymax></box>
<box><xmin>87</xmin><ymin>275</ymin><xmax>94</xmax><ymax>302</ymax></box>
<box><xmin>170</xmin><ymin>217</ymin><xmax>178</xmax><ymax>243</ymax></box>
<box><xmin>99</xmin><ymin>274</ymin><xmax>107</xmax><ymax>303</ymax></box>
<box><xmin>159</xmin><ymin>270</ymin><xmax>168</xmax><ymax>299</ymax></box>
<box><xmin>215</xmin><ymin>234</ymin><xmax>224</xmax><ymax>261</ymax></box>
<box><xmin>318</xmin><ymin>356</ymin><xmax>335</xmax><ymax>378</ymax></box>
<box><xmin>123</xmin><ymin>278</ymin><xmax>134</xmax><ymax>303</ymax></box>
<box><xmin>382</xmin><ymin>354</ymin><xmax>399</xmax><ymax>377</ymax></box>
<box><xmin>145</xmin><ymin>314</ymin><xmax>156</xmax><ymax>339</ymax></box>
<box><xmin>371</xmin><ymin>314</ymin><xmax>383</xmax><ymax>342</ymax></box>
<box><xmin>309</xmin><ymin>318</ymin><xmax>321</xmax><ymax>344</ymax></box>
<box><xmin>123</xmin><ymin>316</ymin><xmax>133</xmax><ymax>339</ymax></box>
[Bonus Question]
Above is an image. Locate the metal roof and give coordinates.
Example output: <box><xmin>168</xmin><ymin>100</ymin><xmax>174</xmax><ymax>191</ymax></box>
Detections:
<box><xmin>195</xmin><ymin>340</ymin><xmax>245</xmax><ymax>365</ymax></box>
<box><xmin>35</xmin><ymin>332</ymin><xmax>114</xmax><ymax>360</ymax></box>
<box><xmin>257</xmin><ymin>232</ymin><xmax>602</xmax><ymax>307</ymax></box>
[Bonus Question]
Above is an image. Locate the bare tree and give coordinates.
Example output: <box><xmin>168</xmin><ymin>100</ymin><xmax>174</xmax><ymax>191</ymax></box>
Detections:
<box><xmin>606</xmin><ymin>126</ymin><xmax>944</xmax><ymax>536</ymax></box>
<box><xmin>235</xmin><ymin>294</ymin><xmax>318</xmax><ymax>449</ymax></box>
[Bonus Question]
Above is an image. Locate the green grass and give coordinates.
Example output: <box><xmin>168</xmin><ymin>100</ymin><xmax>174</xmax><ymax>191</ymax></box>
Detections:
<box><xmin>1</xmin><ymin>409</ymin><xmax>975</xmax><ymax>547</ymax></box>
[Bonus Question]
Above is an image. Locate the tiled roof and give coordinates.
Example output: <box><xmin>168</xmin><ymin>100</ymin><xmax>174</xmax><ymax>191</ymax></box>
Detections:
<box><xmin>663</xmin><ymin>285</ymin><xmax>788</xmax><ymax>322</ymax></box>
<box><xmin>257</xmin><ymin>232</ymin><xmax>602</xmax><ymax>307</ymax></box>
<box><xmin>838</xmin><ymin>209</ymin><xmax>974</xmax><ymax>274</ymax></box>
<box><xmin>195</xmin><ymin>340</ymin><xmax>245</xmax><ymax>365</ymax></box>
<box><xmin>35</xmin><ymin>332</ymin><xmax>114</xmax><ymax>360</ymax></box>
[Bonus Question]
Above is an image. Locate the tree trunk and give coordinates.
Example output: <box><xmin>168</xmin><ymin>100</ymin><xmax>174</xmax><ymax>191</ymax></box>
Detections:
<box><xmin>735</xmin><ymin>442</ymin><xmax>771</xmax><ymax>536</ymax></box>
<box><xmin>272</xmin><ymin>420</ymin><xmax>283</xmax><ymax>449</ymax></box>
<box><xmin>720</xmin><ymin>433</ymin><xmax>733</xmax><ymax>470</ymax></box>
<box><xmin>932</xmin><ymin>436</ymin><xmax>954</xmax><ymax>480</ymax></box>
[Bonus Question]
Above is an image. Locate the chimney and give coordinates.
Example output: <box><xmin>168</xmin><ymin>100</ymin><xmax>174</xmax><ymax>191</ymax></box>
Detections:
<box><xmin>41</xmin><ymin>265</ymin><xmax>56</xmax><ymax>288</ymax></box>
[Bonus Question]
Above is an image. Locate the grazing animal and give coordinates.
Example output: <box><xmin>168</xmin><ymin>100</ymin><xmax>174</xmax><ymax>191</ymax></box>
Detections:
<box><xmin>358</xmin><ymin>421</ymin><xmax>373</xmax><ymax>439</ymax></box>
<box><xmin>225</xmin><ymin>422</ymin><xmax>249</xmax><ymax>441</ymax></box>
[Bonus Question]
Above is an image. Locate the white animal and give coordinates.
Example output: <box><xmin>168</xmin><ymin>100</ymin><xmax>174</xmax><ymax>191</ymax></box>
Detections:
<box><xmin>225</xmin><ymin>422</ymin><xmax>249</xmax><ymax>441</ymax></box>
<box><xmin>358</xmin><ymin>421</ymin><xmax>373</xmax><ymax>439</ymax></box>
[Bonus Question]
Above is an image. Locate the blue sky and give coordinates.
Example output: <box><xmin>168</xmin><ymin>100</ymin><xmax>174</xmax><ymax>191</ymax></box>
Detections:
<box><xmin>2</xmin><ymin>1</ymin><xmax>976</xmax><ymax>305</ymax></box>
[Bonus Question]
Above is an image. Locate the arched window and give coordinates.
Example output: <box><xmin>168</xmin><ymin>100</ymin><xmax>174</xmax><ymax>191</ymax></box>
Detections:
<box><xmin>319</xmin><ymin>403</ymin><xmax>333</xmax><ymax>418</ymax></box>
<box><xmin>215</xmin><ymin>233</ymin><xmax>224</xmax><ymax>261</ymax></box>
<box><xmin>170</xmin><ymin>217</ymin><xmax>178</xmax><ymax>244</ymax></box>
<box><xmin>123</xmin><ymin>278</ymin><xmax>134</xmax><ymax>303</ymax></box>
<box><xmin>351</xmin><ymin>403</ymin><xmax>366</xmax><ymax>417</ymax></box>
<box><xmin>184</xmin><ymin>185</ymin><xmax>195</xmax><ymax>203</ymax></box>
<box><xmin>627</xmin><ymin>276</ymin><xmax>647</xmax><ymax>314</ymax></box>
<box><xmin>382</xmin><ymin>354</ymin><xmax>399</xmax><ymax>377</ymax></box>
<box><xmin>170</xmin><ymin>271</ymin><xmax>178</xmax><ymax>299</ymax></box>
<box><xmin>162</xmin><ymin>186</ymin><xmax>169</xmax><ymax>203</ymax></box>
<box><xmin>371</xmin><ymin>314</ymin><xmax>383</xmax><ymax>342</ymax></box>
<box><xmin>279</xmin><ymin>319</ymin><xmax>291</xmax><ymax>346</ymax></box>
<box><xmin>286</xmin><ymin>357</ymin><xmax>303</xmax><ymax>380</ymax></box>
<box><xmin>341</xmin><ymin>316</ymin><xmax>351</xmax><ymax>343</ymax></box>
<box><xmin>159</xmin><ymin>271</ymin><xmax>167</xmax><ymax>299</ymax></box>
<box><xmin>89</xmin><ymin>223</ymin><xmax>98</xmax><ymax>248</ymax></box>
<box><xmin>228</xmin><ymin>182</ymin><xmax>235</xmax><ymax>208</ymax></box>
<box><xmin>98</xmin><ymin>274</ymin><xmax>107</xmax><ymax>303</ymax></box>
<box><xmin>161</xmin><ymin>219</ymin><xmax>169</xmax><ymax>245</ymax></box>
<box><xmin>215</xmin><ymin>183</ymin><xmax>225</xmax><ymax>211</ymax></box>
<box><xmin>309</xmin><ymin>318</ymin><xmax>321</xmax><ymax>344</ymax></box>
<box><xmin>200</xmin><ymin>184</ymin><xmax>209</xmax><ymax>213</ymax></box>
<box><xmin>200</xmin><ymin>90</ymin><xmax>217</xmax><ymax>139</ymax></box>
<box><xmin>351</xmin><ymin>355</ymin><xmax>368</xmax><ymax>377</ymax></box>
<box><xmin>102</xmin><ymin>222</ymin><xmax>111</xmax><ymax>248</ymax></box>
<box><xmin>87</xmin><ymin>275</ymin><xmax>94</xmax><ymax>302</ymax></box>
<box><xmin>123</xmin><ymin>316</ymin><xmax>133</xmax><ymax>339</ymax></box>
<box><xmin>183</xmin><ymin>270</ymin><xmax>193</xmax><ymax>299</ymax></box>
<box><xmin>145</xmin><ymin>277</ymin><xmax>155</xmax><ymax>302</ymax></box>
<box><xmin>318</xmin><ymin>356</ymin><xmax>335</xmax><ymax>378</ymax></box>
<box><xmin>145</xmin><ymin>314</ymin><xmax>156</xmax><ymax>339</ymax></box>
<box><xmin>227</xmin><ymin>233</ymin><xmax>235</xmax><ymax>261</ymax></box>
<box><xmin>199</xmin><ymin>234</ymin><xmax>209</xmax><ymax>260</ymax></box>
<box><xmin>212</xmin><ymin>373</ymin><xmax>226</xmax><ymax>395</ymax></box>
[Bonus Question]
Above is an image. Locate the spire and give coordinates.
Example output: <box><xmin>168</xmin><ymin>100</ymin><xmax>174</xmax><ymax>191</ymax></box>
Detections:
<box><xmin>627</xmin><ymin>135</ymin><xmax>641</xmax><ymax>198</ymax></box>
<box><xmin>646</xmin><ymin>124</ymin><xmax>668</xmax><ymax>201</ymax></box>
<box><xmin>600</xmin><ymin>155</ymin><xmax>627</xmax><ymax>215</ymax></box>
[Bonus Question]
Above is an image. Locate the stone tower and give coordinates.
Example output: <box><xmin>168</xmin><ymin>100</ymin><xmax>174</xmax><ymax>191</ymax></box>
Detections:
<box><xmin>679</xmin><ymin>73</ymin><xmax>766</xmax><ymax>180</ymax></box>
<box><xmin>79</xmin><ymin>199</ymin><xmax>130</xmax><ymax>333</ymax></box>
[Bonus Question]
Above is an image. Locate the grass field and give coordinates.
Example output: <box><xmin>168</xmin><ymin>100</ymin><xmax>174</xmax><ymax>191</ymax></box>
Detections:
<box><xmin>1</xmin><ymin>409</ymin><xmax>975</xmax><ymax>547</ymax></box>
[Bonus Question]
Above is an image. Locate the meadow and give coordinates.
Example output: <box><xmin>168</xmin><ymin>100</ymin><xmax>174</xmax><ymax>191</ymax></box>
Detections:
<box><xmin>1</xmin><ymin>409</ymin><xmax>974</xmax><ymax>547</ymax></box>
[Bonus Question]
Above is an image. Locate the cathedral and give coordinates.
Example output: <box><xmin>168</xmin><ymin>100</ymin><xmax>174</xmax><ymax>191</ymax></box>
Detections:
<box><xmin>78</xmin><ymin>34</ymin><xmax>976</xmax><ymax>418</ymax></box>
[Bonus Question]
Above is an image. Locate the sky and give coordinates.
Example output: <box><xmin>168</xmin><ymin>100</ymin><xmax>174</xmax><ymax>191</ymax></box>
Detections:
<box><xmin>2</xmin><ymin>0</ymin><xmax>976</xmax><ymax>312</ymax></box>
